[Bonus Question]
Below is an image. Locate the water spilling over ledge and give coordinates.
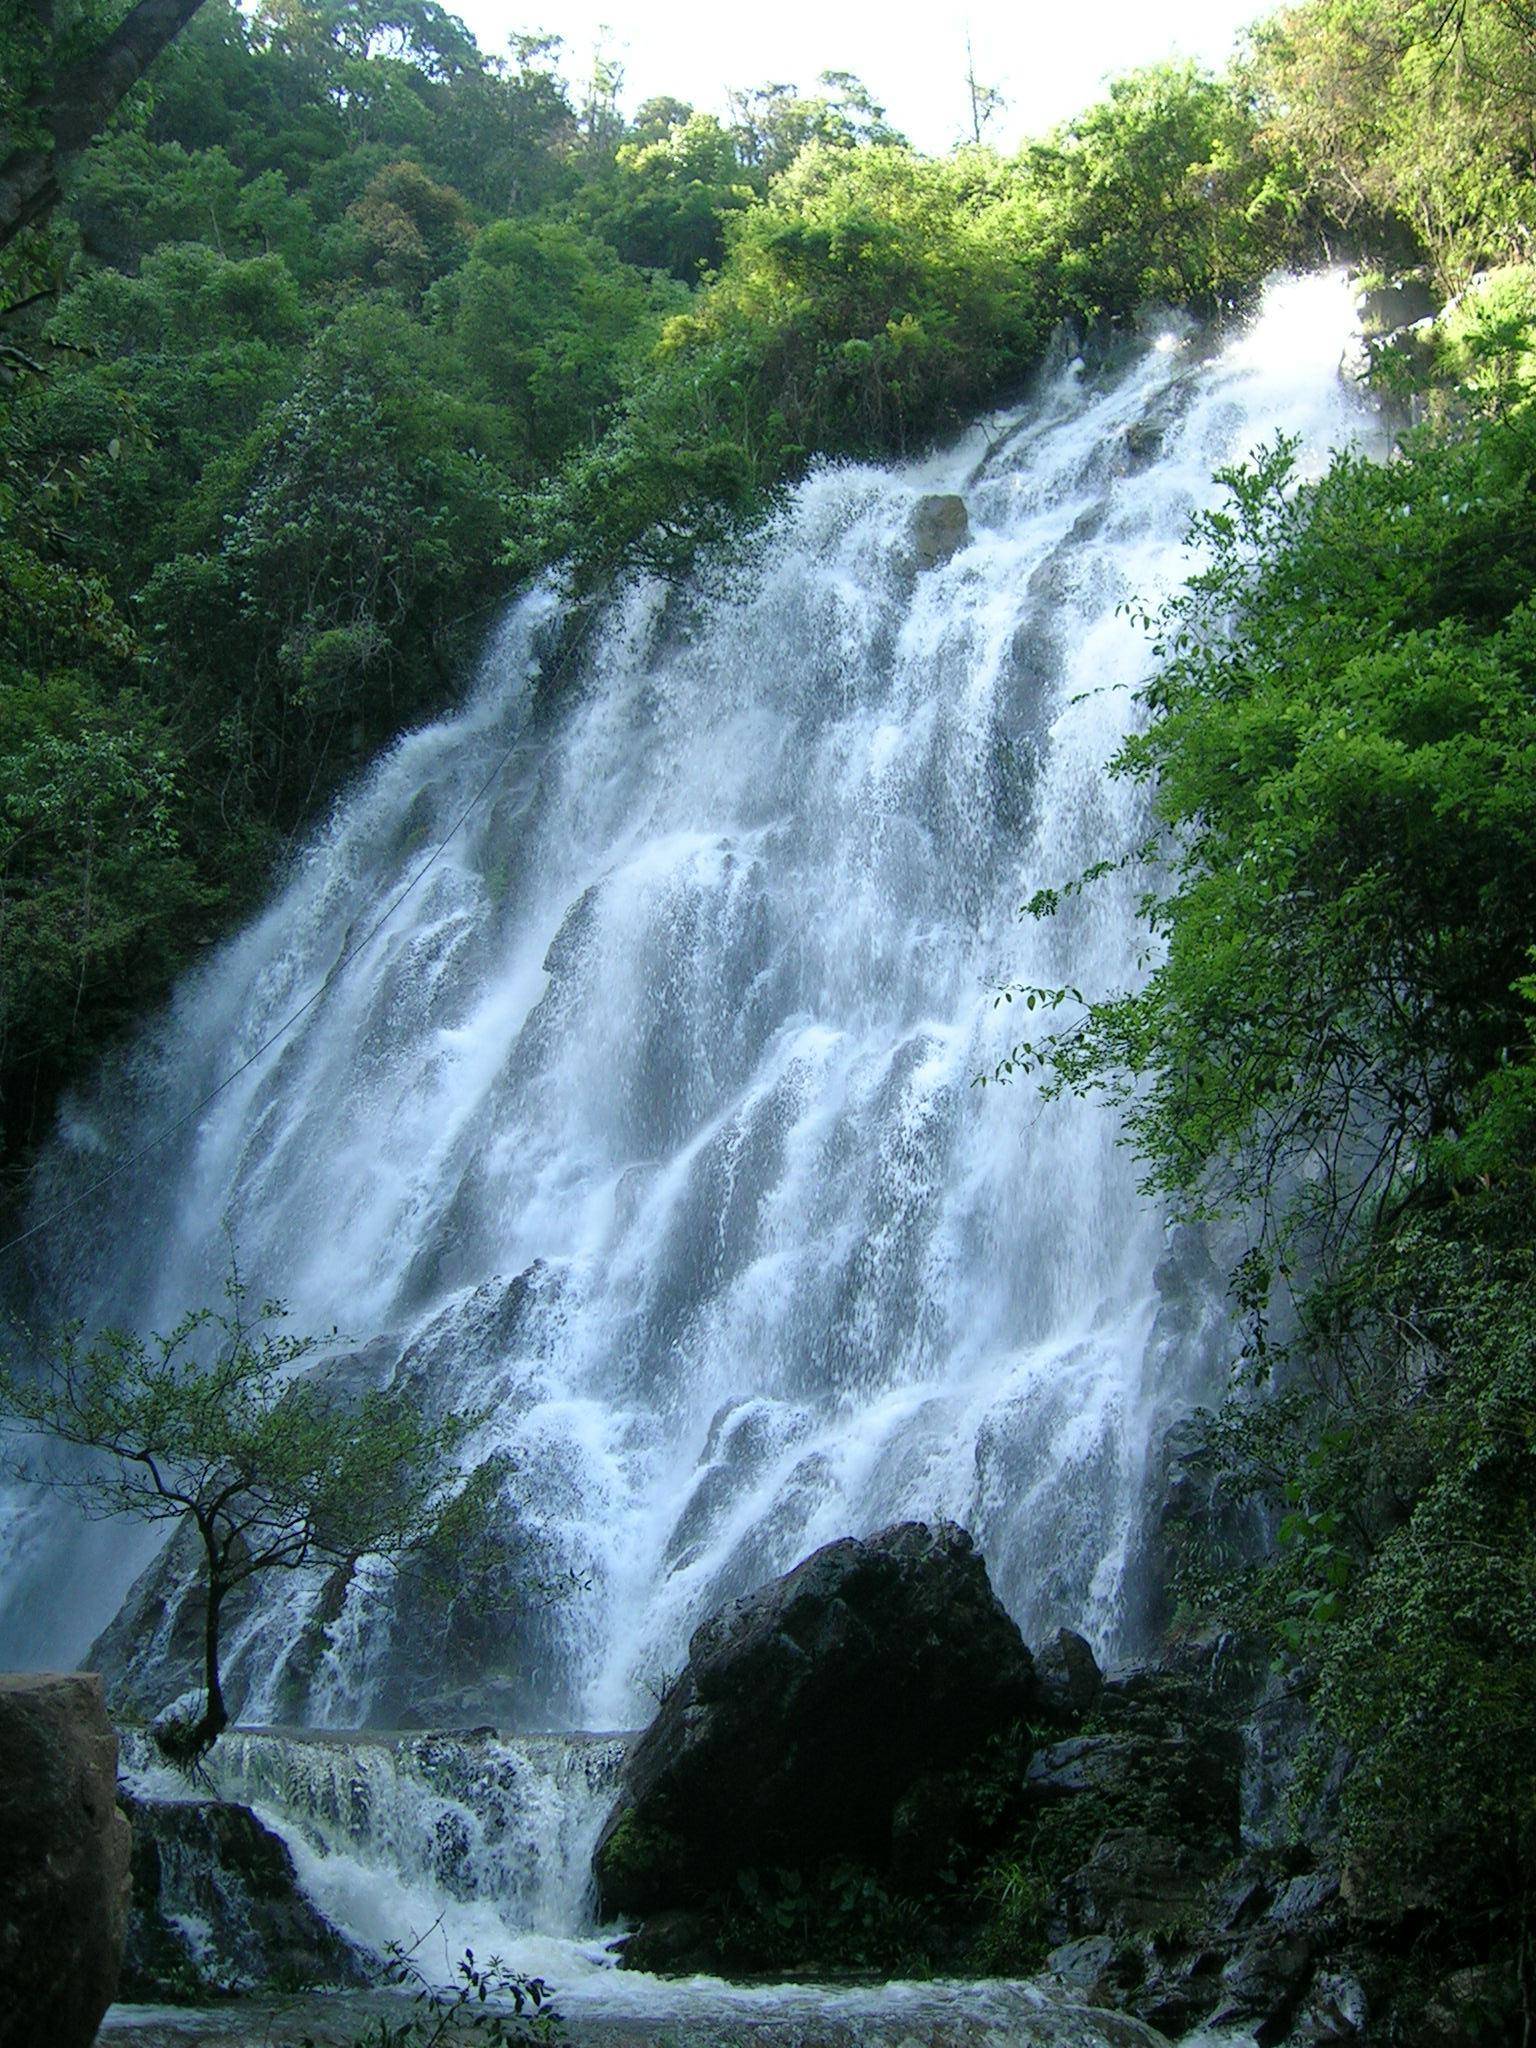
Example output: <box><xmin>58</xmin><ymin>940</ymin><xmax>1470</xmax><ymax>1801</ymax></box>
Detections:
<box><xmin>122</xmin><ymin>1725</ymin><xmax>630</xmax><ymax>1982</ymax></box>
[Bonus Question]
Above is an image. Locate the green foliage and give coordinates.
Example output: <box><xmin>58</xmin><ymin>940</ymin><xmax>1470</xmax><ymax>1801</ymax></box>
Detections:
<box><xmin>1032</xmin><ymin>63</ymin><xmax>1301</xmax><ymax>320</ymax></box>
<box><xmin>309</xmin><ymin>1943</ymin><xmax>560</xmax><ymax>2048</ymax></box>
<box><xmin>1302</xmin><ymin>1239</ymin><xmax>1536</xmax><ymax>1910</ymax></box>
<box><xmin>1433</xmin><ymin>264</ymin><xmax>1536</xmax><ymax>416</ymax></box>
<box><xmin>586</xmin><ymin>112</ymin><xmax>754</xmax><ymax>280</ymax></box>
<box><xmin>1249</xmin><ymin>0</ymin><xmax>1536</xmax><ymax>278</ymax></box>
<box><xmin>971</xmin><ymin>1851</ymin><xmax>1054</xmax><ymax>1970</ymax></box>
<box><xmin>723</xmin><ymin>1861</ymin><xmax>932</xmax><ymax>1973</ymax></box>
<box><xmin>547</xmin><ymin>68</ymin><xmax>1295</xmax><ymax>580</ymax></box>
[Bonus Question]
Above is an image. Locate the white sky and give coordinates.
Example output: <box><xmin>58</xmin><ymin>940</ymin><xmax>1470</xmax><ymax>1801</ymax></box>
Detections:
<box><xmin>450</xmin><ymin>0</ymin><xmax>1267</xmax><ymax>156</ymax></box>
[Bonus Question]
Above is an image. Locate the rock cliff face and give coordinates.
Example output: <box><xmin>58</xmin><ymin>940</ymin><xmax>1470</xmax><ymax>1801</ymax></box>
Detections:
<box><xmin>0</xmin><ymin>1671</ymin><xmax>132</xmax><ymax>2048</ymax></box>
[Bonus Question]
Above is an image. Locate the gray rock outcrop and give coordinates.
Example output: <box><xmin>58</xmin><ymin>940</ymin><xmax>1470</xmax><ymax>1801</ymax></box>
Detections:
<box><xmin>0</xmin><ymin>1671</ymin><xmax>132</xmax><ymax>2048</ymax></box>
<box><xmin>910</xmin><ymin>493</ymin><xmax>970</xmax><ymax>568</ymax></box>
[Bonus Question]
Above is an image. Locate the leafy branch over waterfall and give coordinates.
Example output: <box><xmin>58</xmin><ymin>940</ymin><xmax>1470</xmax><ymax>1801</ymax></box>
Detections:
<box><xmin>0</xmin><ymin>1270</ymin><xmax>473</xmax><ymax>1759</ymax></box>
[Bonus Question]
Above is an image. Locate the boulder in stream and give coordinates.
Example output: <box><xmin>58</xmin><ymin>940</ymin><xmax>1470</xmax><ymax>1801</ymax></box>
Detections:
<box><xmin>593</xmin><ymin>1519</ymin><xmax>1036</xmax><ymax>1919</ymax></box>
<box><xmin>909</xmin><ymin>493</ymin><xmax>970</xmax><ymax>568</ymax></box>
<box><xmin>0</xmin><ymin>1671</ymin><xmax>132</xmax><ymax>2048</ymax></box>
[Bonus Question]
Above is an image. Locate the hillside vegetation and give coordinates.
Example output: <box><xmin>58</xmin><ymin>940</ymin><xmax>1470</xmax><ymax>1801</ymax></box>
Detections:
<box><xmin>1</xmin><ymin>0</ymin><xmax>1303</xmax><ymax>1164</ymax></box>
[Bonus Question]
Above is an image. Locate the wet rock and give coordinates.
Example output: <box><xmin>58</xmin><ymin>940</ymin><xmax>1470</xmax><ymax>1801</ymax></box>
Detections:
<box><xmin>1120</xmin><ymin>422</ymin><xmax>1163</xmax><ymax>467</ymax></box>
<box><xmin>612</xmin><ymin>1907</ymin><xmax>719</xmax><ymax>1974</ymax></box>
<box><xmin>0</xmin><ymin>1671</ymin><xmax>132</xmax><ymax>2048</ymax></box>
<box><xmin>1290</xmin><ymin>1965</ymin><xmax>1369</xmax><ymax>2042</ymax></box>
<box><xmin>88</xmin><ymin>1521</ymin><xmax>259</xmax><ymax>1725</ymax></box>
<box><xmin>1036</xmin><ymin>1629</ymin><xmax>1103</xmax><ymax>1723</ymax></box>
<box><xmin>593</xmin><ymin>1520</ymin><xmax>1035</xmax><ymax>1918</ymax></box>
<box><xmin>910</xmin><ymin>493</ymin><xmax>970</xmax><ymax>569</ymax></box>
<box><xmin>1355</xmin><ymin>272</ymin><xmax>1439</xmax><ymax>336</ymax></box>
<box><xmin>121</xmin><ymin>1793</ymin><xmax>368</xmax><ymax>1998</ymax></box>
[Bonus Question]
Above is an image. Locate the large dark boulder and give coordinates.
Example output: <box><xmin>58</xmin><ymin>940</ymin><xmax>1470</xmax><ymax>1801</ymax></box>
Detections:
<box><xmin>0</xmin><ymin>1671</ymin><xmax>132</xmax><ymax>2048</ymax></box>
<box><xmin>593</xmin><ymin>1520</ymin><xmax>1036</xmax><ymax>1918</ymax></box>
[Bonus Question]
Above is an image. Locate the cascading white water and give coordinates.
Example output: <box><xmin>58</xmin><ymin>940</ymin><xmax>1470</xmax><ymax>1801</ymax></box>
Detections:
<box><xmin>4</xmin><ymin>279</ymin><xmax>1376</xmax><ymax>1944</ymax></box>
<box><xmin>121</xmin><ymin>1726</ymin><xmax>630</xmax><ymax>1983</ymax></box>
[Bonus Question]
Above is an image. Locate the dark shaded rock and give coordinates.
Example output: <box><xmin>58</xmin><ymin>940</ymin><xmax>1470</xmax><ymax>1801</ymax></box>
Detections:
<box><xmin>1205</xmin><ymin>1855</ymin><xmax>1276</xmax><ymax>1934</ymax></box>
<box><xmin>1290</xmin><ymin>1965</ymin><xmax>1369</xmax><ymax>2043</ymax></box>
<box><xmin>1413</xmin><ymin>1963</ymin><xmax>1520</xmax><ymax>2048</ymax></box>
<box><xmin>121</xmin><ymin>1794</ymin><xmax>368</xmax><ymax>1998</ymax></box>
<box><xmin>0</xmin><ymin>1671</ymin><xmax>132</xmax><ymax>2048</ymax></box>
<box><xmin>1269</xmin><ymin>1869</ymin><xmax>1339</xmax><ymax>1928</ymax></box>
<box><xmin>888</xmin><ymin>1769</ymin><xmax>971</xmax><ymax>1891</ymax></box>
<box><xmin>593</xmin><ymin>1520</ymin><xmax>1035</xmax><ymax>1918</ymax></box>
<box><xmin>1242</xmin><ymin>1666</ymin><xmax>1348</xmax><ymax>1850</ymax></box>
<box><xmin>1046</xmin><ymin>1932</ymin><xmax>1123</xmax><ymax>1988</ymax></box>
<box><xmin>1127</xmin><ymin>1946</ymin><xmax>1228</xmax><ymax>2038</ymax></box>
<box><xmin>1036</xmin><ymin>1628</ymin><xmax>1103</xmax><ymax>1722</ymax></box>
<box><xmin>613</xmin><ymin>1908</ymin><xmax>719</xmax><ymax>1975</ymax></box>
<box><xmin>1209</xmin><ymin>1928</ymin><xmax>1316</xmax><ymax>2044</ymax></box>
<box><xmin>1356</xmin><ymin>272</ymin><xmax>1439</xmax><ymax>336</ymax></box>
<box><xmin>910</xmin><ymin>494</ymin><xmax>970</xmax><ymax>569</ymax></box>
<box><xmin>1062</xmin><ymin>1827</ymin><xmax>1224</xmax><ymax>1939</ymax></box>
<box><xmin>1027</xmin><ymin>1670</ymin><xmax>1243</xmax><ymax>1851</ymax></box>
<box><xmin>1134</xmin><ymin>1413</ymin><xmax>1260</xmax><ymax>1645</ymax></box>
<box><xmin>1027</xmin><ymin>1735</ymin><xmax>1127</xmax><ymax>1802</ymax></box>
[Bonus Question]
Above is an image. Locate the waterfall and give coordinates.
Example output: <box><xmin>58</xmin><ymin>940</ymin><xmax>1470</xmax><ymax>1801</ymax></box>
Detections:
<box><xmin>2</xmin><ymin>275</ymin><xmax>1374</xmax><ymax>1763</ymax></box>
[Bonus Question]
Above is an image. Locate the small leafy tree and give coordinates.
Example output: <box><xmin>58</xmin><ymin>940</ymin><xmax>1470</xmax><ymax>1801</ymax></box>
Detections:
<box><xmin>0</xmin><ymin>1272</ymin><xmax>474</xmax><ymax>1761</ymax></box>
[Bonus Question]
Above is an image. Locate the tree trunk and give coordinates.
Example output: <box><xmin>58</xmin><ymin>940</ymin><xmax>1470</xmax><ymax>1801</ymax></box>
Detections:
<box><xmin>156</xmin><ymin>1561</ymin><xmax>230</xmax><ymax>1766</ymax></box>
<box><xmin>193</xmin><ymin>1569</ymin><xmax>230</xmax><ymax>1757</ymax></box>
<box><xmin>0</xmin><ymin>0</ymin><xmax>210</xmax><ymax>253</ymax></box>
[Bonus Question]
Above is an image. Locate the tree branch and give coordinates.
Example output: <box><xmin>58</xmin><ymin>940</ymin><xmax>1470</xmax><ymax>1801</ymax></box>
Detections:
<box><xmin>0</xmin><ymin>0</ymin><xmax>209</xmax><ymax>252</ymax></box>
